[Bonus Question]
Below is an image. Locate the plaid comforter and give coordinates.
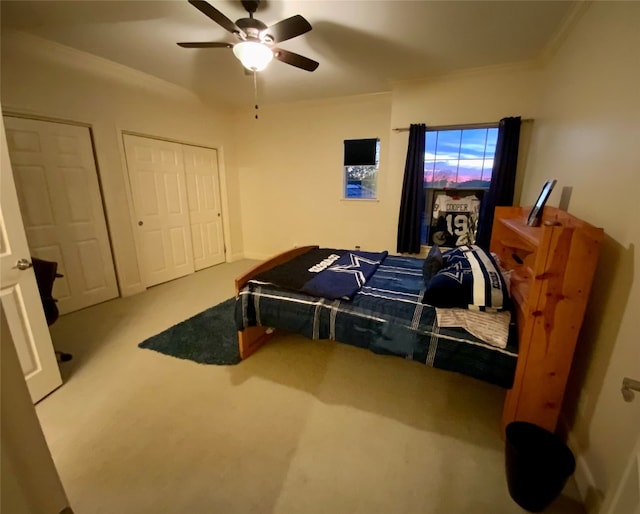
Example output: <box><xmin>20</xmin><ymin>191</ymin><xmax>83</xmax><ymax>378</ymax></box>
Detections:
<box><xmin>236</xmin><ymin>254</ymin><xmax>518</xmax><ymax>388</ymax></box>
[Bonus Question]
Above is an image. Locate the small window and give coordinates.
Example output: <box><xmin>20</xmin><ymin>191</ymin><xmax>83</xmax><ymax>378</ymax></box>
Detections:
<box><xmin>423</xmin><ymin>126</ymin><xmax>498</xmax><ymax>245</ymax></box>
<box><xmin>343</xmin><ymin>138</ymin><xmax>380</xmax><ymax>199</ymax></box>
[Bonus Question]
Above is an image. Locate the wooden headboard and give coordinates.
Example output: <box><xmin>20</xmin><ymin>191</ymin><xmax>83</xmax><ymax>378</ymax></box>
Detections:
<box><xmin>490</xmin><ymin>206</ymin><xmax>603</xmax><ymax>433</ymax></box>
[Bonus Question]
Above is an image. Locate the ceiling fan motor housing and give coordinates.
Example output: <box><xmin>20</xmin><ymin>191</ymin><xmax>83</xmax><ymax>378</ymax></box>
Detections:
<box><xmin>236</xmin><ymin>17</ymin><xmax>269</xmax><ymax>41</ymax></box>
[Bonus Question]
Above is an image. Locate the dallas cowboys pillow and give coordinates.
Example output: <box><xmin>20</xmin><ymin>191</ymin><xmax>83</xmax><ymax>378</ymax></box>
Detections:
<box><xmin>422</xmin><ymin>245</ymin><xmax>509</xmax><ymax>312</ymax></box>
<box><xmin>422</xmin><ymin>245</ymin><xmax>444</xmax><ymax>284</ymax></box>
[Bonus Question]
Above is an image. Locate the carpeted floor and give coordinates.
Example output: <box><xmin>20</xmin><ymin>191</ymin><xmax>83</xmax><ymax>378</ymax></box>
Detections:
<box><xmin>38</xmin><ymin>260</ymin><xmax>585</xmax><ymax>514</ymax></box>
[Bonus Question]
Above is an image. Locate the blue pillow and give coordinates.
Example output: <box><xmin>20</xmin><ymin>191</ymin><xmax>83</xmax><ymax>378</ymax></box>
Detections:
<box><xmin>422</xmin><ymin>245</ymin><xmax>444</xmax><ymax>285</ymax></box>
<box><xmin>422</xmin><ymin>245</ymin><xmax>509</xmax><ymax>312</ymax></box>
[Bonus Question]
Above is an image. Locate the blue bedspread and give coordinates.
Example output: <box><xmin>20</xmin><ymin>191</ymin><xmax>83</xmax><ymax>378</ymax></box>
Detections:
<box><xmin>301</xmin><ymin>250</ymin><xmax>387</xmax><ymax>299</ymax></box>
<box><xmin>251</xmin><ymin>247</ymin><xmax>387</xmax><ymax>300</ymax></box>
<box><xmin>236</xmin><ymin>254</ymin><xmax>518</xmax><ymax>388</ymax></box>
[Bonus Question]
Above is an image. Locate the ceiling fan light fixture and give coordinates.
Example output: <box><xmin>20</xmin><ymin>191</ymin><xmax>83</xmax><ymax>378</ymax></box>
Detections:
<box><xmin>233</xmin><ymin>40</ymin><xmax>273</xmax><ymax>71</ymax></box>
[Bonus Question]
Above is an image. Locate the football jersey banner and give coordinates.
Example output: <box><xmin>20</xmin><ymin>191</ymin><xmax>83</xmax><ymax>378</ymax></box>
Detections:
<box><xmin>430</xmin><ymin>193</ymin><xmax>481</xmax><ymax>247</ymax></box>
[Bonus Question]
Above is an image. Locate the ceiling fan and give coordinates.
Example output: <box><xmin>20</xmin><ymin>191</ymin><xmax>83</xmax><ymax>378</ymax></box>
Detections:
<box><xmin>178</xmin><ymin>0</ymin><xmax>319</xmax><ymax>73</ymax></box>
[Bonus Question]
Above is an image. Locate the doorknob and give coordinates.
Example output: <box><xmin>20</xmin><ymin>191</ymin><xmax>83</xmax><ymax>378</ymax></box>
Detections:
<box><xmin>138</xmin><ymin>221</ymin><xmax>144</xmax><ymax>226</ymax></box>
<box><xmin>16</xmin><ymin>258</ymin><xmax>33</xmax><ymax>270</ymax></box>
<box><xmin>622</xmin><ymin>377</ymin><xmax>640</xmax><ymax>402</ymax></box>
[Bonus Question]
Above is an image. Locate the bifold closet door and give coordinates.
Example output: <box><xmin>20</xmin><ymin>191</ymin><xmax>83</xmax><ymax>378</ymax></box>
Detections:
<box><xmin>123</xmin><ymin>135</ymin><xmax>195</xmax><ymax>287</ymax></box>
<box><xmin>3</xmin><ymin>116</ymin><xmax>119</xmax><ymax>314</ymax></box>
<box><xmin>183</xmin><ymin>146</ymin><xmax>225</xmax><ymax>270</ymax></box>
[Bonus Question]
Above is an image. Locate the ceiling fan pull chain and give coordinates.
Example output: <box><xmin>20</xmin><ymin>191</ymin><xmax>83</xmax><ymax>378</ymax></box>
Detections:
<box><xmin>253</xmin><ymin>70</ymin><xmax>259</xmax><ymax>120</ymax></box>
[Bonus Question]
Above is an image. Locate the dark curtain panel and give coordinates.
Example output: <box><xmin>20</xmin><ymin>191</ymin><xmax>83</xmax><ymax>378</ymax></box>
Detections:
<box><xmin>397</xmin><ymin>123</ymin><xmax>426</xmax><ymax>254</ymax></box>
<box><xmin>476</xmin><ymin>116</ymin><xmax>522</xmax><ymax>249</ymax></box>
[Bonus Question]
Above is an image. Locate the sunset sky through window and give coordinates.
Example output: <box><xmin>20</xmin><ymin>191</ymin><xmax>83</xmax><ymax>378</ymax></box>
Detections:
<box><xmin>424</xmin><ymin>128</ymin><xmax>498</xmax><ymax>188</ymax></box>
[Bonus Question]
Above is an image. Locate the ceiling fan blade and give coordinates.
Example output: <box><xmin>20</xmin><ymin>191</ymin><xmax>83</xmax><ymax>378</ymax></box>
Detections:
<box><xmin>177</xmin><ymin>41</ymin><xmax>233</xmax><ymax>48</ymax></box>
<box><xmin>188</xmin><ymin>0</ymin><xmax>242</xmax><ymax>35</ymax></box>
<box><xmin>273</xmin><ymin>48</ymin><xmax>319</xmax><ymax>72</ymax></box>
<box><xmin>264</xmin><ymin>15</ymin><xmax>311</xmax><ymax>43</ymax></box>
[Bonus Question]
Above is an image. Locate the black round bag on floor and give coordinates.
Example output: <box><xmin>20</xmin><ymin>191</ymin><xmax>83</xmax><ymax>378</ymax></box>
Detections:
<box><xmin>505</xmin><ymin>421</ymin><xmax>576</xmax><ymax>512</ymax></box>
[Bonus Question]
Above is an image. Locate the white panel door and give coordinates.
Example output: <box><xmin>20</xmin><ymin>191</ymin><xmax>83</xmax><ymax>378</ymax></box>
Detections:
<box><xmin>0</xmin><ymin>115</ymin><xmax>62</xmax><ymax>403</ymax></box>
<box><xmin>123</xmin><ymin>134</ymin><xmax>195</xmax><ymax>287</ymax></box>
<box><xmin>183</xmin><ymin>145</ymin><xmax>225</xmax><ymax>270</ymax></box>
<box><xmin>3</xmin><ymin>116</ymin><xmax>118</xmax><ymax>314</ymax></box>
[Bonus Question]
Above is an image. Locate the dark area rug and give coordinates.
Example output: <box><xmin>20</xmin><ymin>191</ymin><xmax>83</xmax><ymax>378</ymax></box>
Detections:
<box><xmin>138</xmin><ymin>297</ymin><xmax>240</xmax><ymax>365</ymax></box>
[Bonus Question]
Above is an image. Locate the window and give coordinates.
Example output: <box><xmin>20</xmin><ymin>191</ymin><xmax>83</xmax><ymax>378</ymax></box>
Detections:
<box><xmin>343</xmin><ymin>138</ymin><xmax>380</xmax><ymax>199</ymax></box>
<box><xmin>423</xmin><ymin>126</ymin><xmax>498</xmax><ymax>245</ymax></box>
<box><xmin>424</xmin><ymin>127</ymin><xmax>498</xmax><ymax>188</ymax></box>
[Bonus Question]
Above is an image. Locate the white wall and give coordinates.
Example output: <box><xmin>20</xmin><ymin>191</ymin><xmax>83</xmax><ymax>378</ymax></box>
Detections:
<box><xmin>521</xmin><ymin>3</ymin><xmax>640</xmax><ymax>511</ymax></box>
<box><xmin>390</xmin><ymin>64</ymin><xmax>544</xmax><ymax>209</ymax></box>
<box><xmin>0</xmin><ymin>31</ymin><xmax>244</xmax><ymax>295</ymax></box>
<box><xmin>390</xmin><ymin>63</ymin><xmax>544</xmax><ymax>125</ymax></box>
<box><xmin>234</xmin><ymin>65</ymin><xmax>544</xmax><ymax>259</ymax></box>
<box><xmin>233</xmin><ymin>93</ymin><xmax>393</xmax><ymax>259</ymax></box>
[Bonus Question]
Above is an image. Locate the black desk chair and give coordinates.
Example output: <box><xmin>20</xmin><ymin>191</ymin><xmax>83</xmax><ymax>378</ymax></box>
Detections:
<box><xmin>32</xmin><ymin>257</ymin><xmax>73</xmax><ymax>363</ymax></box>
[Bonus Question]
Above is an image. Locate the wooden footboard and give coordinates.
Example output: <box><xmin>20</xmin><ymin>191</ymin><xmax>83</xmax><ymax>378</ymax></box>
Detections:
<box><xmin>235</xmin><ymin>246</ymin><xmax>318</xmax><ymax>359</ymax></box>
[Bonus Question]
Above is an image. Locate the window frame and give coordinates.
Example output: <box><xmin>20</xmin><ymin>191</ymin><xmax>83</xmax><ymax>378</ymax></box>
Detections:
<box><xmin>424</xmin><ymin>122</ymin><xmax>499</xmax><ymax>190</ymax></box>
<box><xmin>422</xmin><ymin>123</ymin><xmax>499</xmax><ymax>246</ymax></box>
<box><xmin>342</xmin><ymin>138</ymin><xmax>381</xmax><ymax>201</ymax></box>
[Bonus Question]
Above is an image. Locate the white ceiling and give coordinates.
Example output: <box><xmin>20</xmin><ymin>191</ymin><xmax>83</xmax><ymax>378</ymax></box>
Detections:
<box><xmin>1</xmin><ymin>0</ymin><xmax>576</xmax><ymax>109</ymax></box>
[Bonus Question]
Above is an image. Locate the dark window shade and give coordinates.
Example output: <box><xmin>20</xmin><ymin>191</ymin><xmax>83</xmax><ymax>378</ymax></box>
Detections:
<box><xmin>344</xmin><ymin>139</ymin><xmax>378</xmax><ymax>166</ymax></box>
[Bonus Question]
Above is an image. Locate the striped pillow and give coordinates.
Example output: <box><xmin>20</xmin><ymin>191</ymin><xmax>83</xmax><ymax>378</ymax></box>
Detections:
<box><xmin>422</xmin><ymin>245</ymin><xmax>509</xmax><ymax>312</ymax></box>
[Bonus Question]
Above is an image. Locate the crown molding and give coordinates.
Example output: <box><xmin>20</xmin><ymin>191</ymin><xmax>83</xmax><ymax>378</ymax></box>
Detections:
<box><xmin>535</xmin><ymin>1</ymin><xmax>592</xmax><ymax>67</ymax></box>
<box><xmin>389</xmin><ymin>60</ymin><xmax>541</xmax><ymax>90</ymax></box>
<box><xmin>2</xmin><ymin>29</ymin><xmax>214</xmax><ymax>106</ymax></box>
<box><xmin>389</xmin><ymin>2</ymin><xmax>591</xmax><ymax>89</ymax></box>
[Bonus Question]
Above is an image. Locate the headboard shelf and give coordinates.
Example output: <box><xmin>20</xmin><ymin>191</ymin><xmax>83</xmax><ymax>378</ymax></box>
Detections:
<box><xmin>491</xmin><ymin>206</ymin><xmax>603</xmax><ymax>434</ymax></box>
<box><xmin>499</xmin><ymin>217</ymin><xmax>542</xmax><ymax>247</ymax></box>
<box><xmin>498</xmin><ymin>236</ymin><xmax>536</xmax><ymax>253</ymax></box>
<box><xmin>509</xmin><ymin>268</ymin><xmax>532</xmax><ymax>306</ymax></box>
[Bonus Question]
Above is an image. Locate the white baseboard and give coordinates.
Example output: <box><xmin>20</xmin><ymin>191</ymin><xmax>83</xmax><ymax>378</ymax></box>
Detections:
<box><xmin>228</xmin><ymin>252</ymin><xmax>245</xmax><ymax>262</ymax></box>
<box><xmin>120</xmin><ymin>283</ymin><xmax>146</xmax><ymax>297</ymax></box>
<box><xmin>561</xmin><ymin>416</ymin><xmax>596</xmax><ymax>505</ymax></box>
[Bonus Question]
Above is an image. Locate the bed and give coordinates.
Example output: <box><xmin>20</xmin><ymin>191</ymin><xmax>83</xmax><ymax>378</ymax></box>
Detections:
<box><xmin>234</xmin><ymin>206</ymin><xmax>603</xmax><ymax>435</ymax></box>
<box><xmin>235</xmin><ymin>245</ymin><xmax>518</xmax><ymax>389</ymax></box>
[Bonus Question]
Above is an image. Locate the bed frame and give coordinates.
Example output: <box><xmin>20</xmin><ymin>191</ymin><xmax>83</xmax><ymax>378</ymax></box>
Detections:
<box><xmin>235</xmin><ymin>245</ymin><xmax>319</xmax><ymax>359</ymax></box>
<box><xmin>235</xmin><ymin>207</ymin><xmax>602</xmax><ymax>434</ymax></box>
